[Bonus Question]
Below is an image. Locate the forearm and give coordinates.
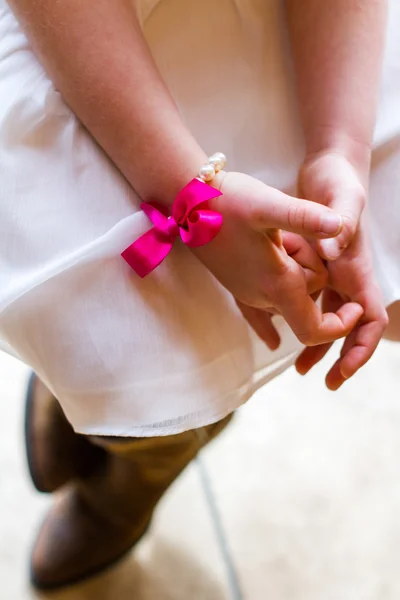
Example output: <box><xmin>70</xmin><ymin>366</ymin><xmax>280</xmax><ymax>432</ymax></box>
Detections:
<box><xmin>8</xmin><ymin>0</ymin><xmax>207</xmax><ymax>205</ymax></box>
<box><xmin>286</xmin><ymin>0</ymin><xmax>387</xmax><ymax>178</ymax></box>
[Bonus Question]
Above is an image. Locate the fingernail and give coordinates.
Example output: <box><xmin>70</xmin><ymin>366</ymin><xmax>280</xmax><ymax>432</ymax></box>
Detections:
<box><xmin>296</xmin><ymin>366</ymin><xmax>309</xmax><ymax>376</ymax></box>
<box><xmin>321</xmin><ymin>214</ymin><xmax>342</xmax><ymax>236</ymax></box>
<box><xmin>319</xmin><ymin>238</ymin><xmax>341</xmax><ymax>260</ymax></box>
<box><xmin>340</xmin><ymin>365</ymin><xmax>355</xmax><ymax>380</ymax></box>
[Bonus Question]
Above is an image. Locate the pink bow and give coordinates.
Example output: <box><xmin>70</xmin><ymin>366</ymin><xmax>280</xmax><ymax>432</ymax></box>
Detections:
<box><xmin>121</xmin><ymin>178</ymin><xmax>223</xmax><ymax>277</ymax></box>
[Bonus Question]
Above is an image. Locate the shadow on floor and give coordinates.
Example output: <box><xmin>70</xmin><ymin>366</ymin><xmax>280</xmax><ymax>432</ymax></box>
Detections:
<box><xmin>32</xmin><ymin>537</ymin><xmax>228</xmax><ymax>600</ymax></box>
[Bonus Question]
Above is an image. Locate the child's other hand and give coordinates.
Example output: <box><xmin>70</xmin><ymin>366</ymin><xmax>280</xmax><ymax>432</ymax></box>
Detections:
<box><xmin>297</xmin><ymin>151</ymin><xmax>388</xmax><ymax>386</ymax></box>
<box><xmin>192</xmin><ymin>172</ymin><xmax>363</xmax><ymax>347</ymax></box>
<box><xmin>299</xmin><ymin>151</ymin><xmax>366</xmax><ymax>261</ymax></box>
<box><xmin>295</xmin><ymin>223</ymin><xmax>389</xmax><ymax>388</ymax></box>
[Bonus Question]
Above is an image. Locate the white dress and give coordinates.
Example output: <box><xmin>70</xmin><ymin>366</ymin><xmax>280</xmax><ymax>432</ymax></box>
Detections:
<box><xmin>0</xmin><ymin>0</ymin><xmax>399</xmax><ymax>436</ymax></box>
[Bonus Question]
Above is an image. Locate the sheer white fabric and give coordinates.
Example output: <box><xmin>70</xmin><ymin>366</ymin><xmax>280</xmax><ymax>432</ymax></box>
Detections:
<box><xmin>0</xmin><ymin>0</ymin><xmax>399</xmax><ymax>435</ymax></box>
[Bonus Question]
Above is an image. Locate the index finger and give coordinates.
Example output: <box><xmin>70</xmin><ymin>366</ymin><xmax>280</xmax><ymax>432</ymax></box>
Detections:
<box><xmin>326</xmin><ymin>318</ymin><xmax>387</xmax><ymax>390</ymax></box>
<box><xmin>272</xmin><ymin>265</ymin><xmax>364</xmax><ymax>346</ymax></box>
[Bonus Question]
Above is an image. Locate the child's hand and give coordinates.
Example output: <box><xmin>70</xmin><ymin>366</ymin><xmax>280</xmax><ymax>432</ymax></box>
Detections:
<box><xmin>236</xmin><ymin>232</ymin><xmax>325</xmax><ymax>351</ymax></box>
<box><xmin>192</xmin><ymin>171</ymin><xmax>363</xmax><ymax>347</ymax></box>
<box><xmin>295</xmin><ymin>152</ymin><xmax>389</xmax><ymax>387</ymax></box>
<box><xmin>296</xmin><ymin>224</ymin><xmax>388</xmax><ymax>388</ymax></box>
<box><xmin>298</xmin><ymin>151</ymin><xmax>367</xmax><ymax>260</ymax></box>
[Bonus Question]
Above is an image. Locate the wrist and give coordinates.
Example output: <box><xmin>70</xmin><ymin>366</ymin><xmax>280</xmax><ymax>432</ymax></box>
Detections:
<box><xmin>121</xmin><ymin>153</ymin><xmax>227</xmax><ymax>277</ymax></box>
<box><xmin>125</xmin><ymin>132</ymin><xmax>209</xmax><ymax>207</ymax></box>
<box><xmin>304</xmin><ymin>127</ymin><xmax>372</xmax><ymax>187</ymax></box>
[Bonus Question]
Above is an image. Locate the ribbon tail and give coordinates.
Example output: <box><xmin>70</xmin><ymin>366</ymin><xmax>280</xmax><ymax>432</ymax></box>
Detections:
<box><xmin>121</xmin><ymin>228</ymin><xmax>173</xmax><ymax>278</ymax></box>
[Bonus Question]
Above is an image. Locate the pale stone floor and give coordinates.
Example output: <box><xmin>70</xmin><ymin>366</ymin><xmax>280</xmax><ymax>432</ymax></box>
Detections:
<box><xmin>2</xmin><ymin>340</ymin><xmax>400</xmax><ymax>600</ymax></box>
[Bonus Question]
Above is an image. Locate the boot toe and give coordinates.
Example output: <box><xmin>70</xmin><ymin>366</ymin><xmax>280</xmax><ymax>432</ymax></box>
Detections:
<box><xmin>31</xmin><ymin>488</ymin><xmax>148</xmax><ymax>590</ymax></box>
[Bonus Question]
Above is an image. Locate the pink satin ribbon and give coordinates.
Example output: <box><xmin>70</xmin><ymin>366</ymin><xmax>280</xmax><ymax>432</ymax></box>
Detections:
<box><xmin>121</xmin><ymin>178</ymin><xmax>223</xmax><ymax>277</ymax></box>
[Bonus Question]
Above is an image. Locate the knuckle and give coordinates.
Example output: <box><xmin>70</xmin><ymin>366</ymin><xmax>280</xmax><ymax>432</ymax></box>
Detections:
<box><xmin>257</xmin><ymin>290</ymin><xmax>275</xmax><ymax>310</ymax></box>
<box><xmin>237</xmin><ymin>290</ymin><xmax>273</xmax><ymax>310</ymax></box>
<box><xmin>259</xmin><ymin>293</ymin><xmax>275</xmax><ymax>310</ymax></box>
<box><xmin>296</xmin><ymin>330</ymin><xmax>314</xmax><ymax>346</ymax></box>
<box><xmin>259</xmin><ymin>278</ymin><xmax>287</xmax><ymax>309</ymax></box>
<box><xmin>340</xmin><ymin>184</ymin><xmax>366</xmax><ymax>239</ymax></box>
<box><xmin>287</xmin><ymin>202</ymin><xmax>307</xmax><ymax>231</ymax></box>
<box><xmin>259</xmin><ymin>281</ymin><xmax>279</xmax><ymax>307</ymax></box>
<box><xmin>341</xmin><ymin>212</ymin><xmax>357</xmax><ymax>240</ymax></box>
<box><xmin>246</xmin><ymin>284</ymin><xmax>276</xmax><ymax>310</ymax></box>
<box><xmin>355</xmin><ymin>184</ymin><xmax>367</xmax><ymax>212</ymax></box>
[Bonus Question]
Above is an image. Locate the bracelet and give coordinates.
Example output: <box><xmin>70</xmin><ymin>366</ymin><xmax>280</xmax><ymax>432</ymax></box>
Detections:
<box><xmin>198</xmin><ymin>152</ymin><xmax>227</xmax><ymax>182</ymax></box>
<box><xmin>121</xmin><ymin>153</ymin><xmax>226</xmax><ymax>278</ymax></box>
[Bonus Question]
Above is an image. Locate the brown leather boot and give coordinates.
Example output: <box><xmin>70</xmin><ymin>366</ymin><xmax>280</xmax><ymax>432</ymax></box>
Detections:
<box><xmin>24</xmin><ymin>373</ymin><xmax>104</xmax><ymax>493</ymax></box>
<box><xmin>27</xmin><ymin>381</ymin><xmax>232</xmax><ymax>589</ymax></box>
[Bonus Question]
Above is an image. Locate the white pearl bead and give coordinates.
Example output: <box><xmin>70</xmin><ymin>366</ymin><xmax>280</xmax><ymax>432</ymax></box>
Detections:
<box><xmin>210</xmin><ymin>152</ymin><xmax>227</xmax><ymax>169</ymax></box>
<box><xmin>208</xmin><ymin>155</ymin><xmax>224</xmax><ymax>172</ymax></box>
<box><xmin>199</xmin><ymin>164</ymin><xmax>216</xmax><ymax>182</ymax></box>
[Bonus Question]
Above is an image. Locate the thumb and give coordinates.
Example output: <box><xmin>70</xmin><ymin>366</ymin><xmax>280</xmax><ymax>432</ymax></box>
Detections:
<box><xmin>317</xmin><ymin>186</ymin><xmax>365</xmax><ymax>260</ymax></box>
<box><xmin>254</xmin><ymin>187</ymin><xmax>343</xmax><ymax>239</ymax></box>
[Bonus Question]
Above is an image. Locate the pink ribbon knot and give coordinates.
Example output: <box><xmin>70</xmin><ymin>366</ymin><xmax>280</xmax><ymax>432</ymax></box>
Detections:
<box><xmin>121</xmin><ymin>178</ymin><xmax>223</xmax><ymax>278</ymax></box>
